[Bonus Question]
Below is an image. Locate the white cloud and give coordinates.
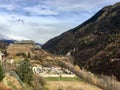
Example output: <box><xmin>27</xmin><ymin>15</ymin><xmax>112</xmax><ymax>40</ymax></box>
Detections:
<box><xmin>0</xmin><ymin>14</ymin><xmax>73</xmax><ymax>43</ymax></box>
<box><xmin>38</xmin><ymin>0</ymin><xmax>104</xmax><ymax>13</ymax></box>
<box><xmin>24</xmin><ymin>4</ymin><xmax>58</xmax><ymax>16</ymax></box>
<box><xmin>0</xmin><ymin>4</ymin><xmax>15</xmax><ymax>11</ymax></box>
<box><xmin>0</xmin><ymin>0</ymin><xmax>120</xmax><ymax>44</ymax></box>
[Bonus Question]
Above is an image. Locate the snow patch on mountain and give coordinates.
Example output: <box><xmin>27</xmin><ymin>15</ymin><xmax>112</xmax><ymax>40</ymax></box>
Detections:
<box><xmin>0</xmin><ymin>33</ymin><xmax>29</xmax><ymax>41</ymax></box>
<box><xmin>7</xmin><ymin>35</ymin><xmax>29</xmax><ymax>41</ymax></box>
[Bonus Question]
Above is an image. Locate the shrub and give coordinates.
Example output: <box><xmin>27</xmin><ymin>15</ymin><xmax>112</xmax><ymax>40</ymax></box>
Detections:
<box><xmin>33</xmin><ymin>55</ymin><xmax>41</xmax><ymax>60</ymax></box>
<box><xmin>37</xmin><ymin>75</ymin><xmax>46</xmax><ymax>86</ymax></box>
<box><xmin>27</xmin><ymin>52</ymin><xmax>31</xmax><ymax>58</ymax></box>
<box><xmin>33</xmin><ymin>75</ymin><xmax>47</xmax><ymax>90</ymax></box>
<box><xmin>16</xmin><ymin>53</ymin><xmax>27</xmax><ymax>58</ymax></box>
<box><xmin>15</xmin><ymin>59</ymin><xmax>33</xmax><ymax>84</ymax></box>
<box><xmin>0</xmin><ymin>63</ymin><xmax>4</xmax><ymax>81</ymax></box>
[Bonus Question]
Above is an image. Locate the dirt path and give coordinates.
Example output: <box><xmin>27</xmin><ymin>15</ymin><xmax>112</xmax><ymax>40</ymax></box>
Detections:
<box><xmin>47</xmin><ymin>81</ymin><xmax>102</xmax><ymax>90</ymax></box>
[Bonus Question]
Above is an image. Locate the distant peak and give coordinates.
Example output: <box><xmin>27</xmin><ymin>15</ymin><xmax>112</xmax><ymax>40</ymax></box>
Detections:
<box><xmin>7</xmin><ymin>35</ymin><xmax>29</xmax><ymax>41</ymax></box>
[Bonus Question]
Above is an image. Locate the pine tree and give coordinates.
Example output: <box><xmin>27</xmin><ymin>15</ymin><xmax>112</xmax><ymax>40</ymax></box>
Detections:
<box><xmin>16</xmin><ymin>59</ymin><xmax>33</xmax><ymax>84</ymax></box>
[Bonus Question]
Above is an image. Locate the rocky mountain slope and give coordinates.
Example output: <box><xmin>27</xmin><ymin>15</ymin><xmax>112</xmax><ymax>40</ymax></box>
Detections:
<box><xmin>6</xmin><ymin>41</ymin><xmax>73</xmax><ymax>68</ymax></box>
<box><xmin>43</xmin><ymin>2</ymin><xmax>120</xmax><ymax>80</ymax></box>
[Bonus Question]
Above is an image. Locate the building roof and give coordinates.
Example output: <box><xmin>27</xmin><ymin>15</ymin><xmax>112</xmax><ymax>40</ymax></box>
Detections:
<box><xmin>14</xmin><ymin>40</ymin><xmax>34</xmax><ymax>44</ymax></box>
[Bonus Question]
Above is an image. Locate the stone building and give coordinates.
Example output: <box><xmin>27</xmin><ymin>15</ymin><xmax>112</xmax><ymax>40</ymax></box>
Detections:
<box><xmin>14</xmin><ymin>40</ymin><xmax>35</xmax><ymax>45</ymax></box>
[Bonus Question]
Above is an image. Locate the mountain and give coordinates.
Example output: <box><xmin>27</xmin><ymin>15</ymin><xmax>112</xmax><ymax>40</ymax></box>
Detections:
<box><xmin>43</xmin><ymin>2</ymin><xmax>120</xmax><ymax>80</ymax></box>
<box><xmin>0</xmin><ymin>34</ymin><xmax>14</xmax><ymax>49</ymax></box>
<box><xmin>7</xmin><ymin>34</ymin><xmax>29</xmax><ymax>41</ymax></box>
<box><xmin>0</xmin><ymin>33</ymin><xmax>30</xmax><ymax>41</ymax></box>
<box><xmin>0</xmin><ymin>34</ymin><xmax>9</xmax><ymax>40</ymax></box>
<box><xmin>0</xmin><ymin>34</ymin><xmax>15</xmax><ymax>46</ymax></box>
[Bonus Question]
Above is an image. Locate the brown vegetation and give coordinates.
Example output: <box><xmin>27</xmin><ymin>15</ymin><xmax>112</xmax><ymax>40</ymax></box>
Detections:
<box><xmin>43</xmin><ymin>2</ymin><xmax>120</xmax><ymax>80</ymax></box>
<box><xmin>58</xmin><ymin>60</ymin><xmax>120</xmax><ymax>90</ymax></box>
<box><xmin>2</xmin><ymin>74</ymin><xmax>22</xmax><ymax>90</ymax></box>
<box><xmin>0</xmin><ymin>83</ymin><xmax>11</xmax><ymax>90</ymax></box>
<box><xmin>7</xmin><ymin>44</ymin><xmax>34</xmax><ymax>58</ymax></box>
<box><xmin>47</xmin><ymin>81</ymin><xmax>101</xmax><ymax>90</ymax></box>
<box><xmin>0</xmin><ymin>41</ymin><xmax>8</xmax><ymax>50</ymax></box>
<box><xmin>33</xmin><ymin>74</ymin><xmax>47</xmax><ymax>90</ymax></box>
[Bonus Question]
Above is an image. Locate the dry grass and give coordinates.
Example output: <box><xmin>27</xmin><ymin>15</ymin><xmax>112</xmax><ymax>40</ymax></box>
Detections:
<box><xmin>47</xmin><ymin>81</ymin><xmax>101</xmax><ymax>90</ymax></box>
<box><xmin>2</xmin><ymin>74</ymin><xmax>22</xmax><ymax>90</ymax></box>
<box><xmin>7</xmin><ymin>44</ymin><xmax>34</xmax><ymax>58</ymax></box>
<box><xmin>0</xmin><ymin>83</ymin><xmax>11</xmax><ymax>90</ymax></box>
<box><xmin>33</xmin><ymin>74</ymin><xmax>47</xmax><ymax>90</ymax></box>
<box><xmin>58</xmin><ymin>60</ymin><xmax>120</xmax><ymax>90</ymax></box>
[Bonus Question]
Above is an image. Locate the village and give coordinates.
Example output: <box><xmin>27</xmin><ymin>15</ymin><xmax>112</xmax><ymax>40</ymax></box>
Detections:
<box><xmin>32</xmin><ymin>66</ymin><xmax>75</xmax><ymax>77</ymax></box>
<box><xmin>0</xmin><ymin>52</ymin><xmax>76</xmax><ymax>78</ymax></box>
<box><xmin>0</xmin><ymin>40</ymin><xmax>76</xmax><ymax>78</ymax></box>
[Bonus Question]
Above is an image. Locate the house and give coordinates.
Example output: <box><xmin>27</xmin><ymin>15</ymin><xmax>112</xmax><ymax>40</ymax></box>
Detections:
<box><xmin>0</xmin><ymin>51</ymin><xmax>5</xmax><ymax>65</ymax></box>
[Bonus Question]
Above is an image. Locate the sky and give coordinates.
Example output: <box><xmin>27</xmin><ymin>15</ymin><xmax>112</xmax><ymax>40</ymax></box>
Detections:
<box><xmin>0</xmin><ymin>0</ymin><xmax>120</xmax><ymax>44</ymax></box>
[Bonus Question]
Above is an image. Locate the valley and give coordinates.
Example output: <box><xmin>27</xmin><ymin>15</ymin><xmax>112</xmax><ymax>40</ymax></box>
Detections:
<box><xmin>0</xmin><ymin>1</ymin><xmax>120</xmax><ymax>90</ymax></box>
<box><xmin>0</xmin><ymin>39</ymin><xmax>120</xmax><ymax>90</ymax></box>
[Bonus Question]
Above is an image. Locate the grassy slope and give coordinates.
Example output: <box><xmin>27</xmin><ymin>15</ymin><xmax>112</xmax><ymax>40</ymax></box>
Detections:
<box><xmin>47</xmin><ymin>81</ymin><xmax>102</xmax><ymax>90</ymax></box>
<box><xmin>46</xmin><ymin>77</ymin><xmax>102</xmax><ymax>90</ymax></box>
<box><xmin>46</xmin><ymin>77</ymin><xmax>82</xmax><ymax>81</ymax></box>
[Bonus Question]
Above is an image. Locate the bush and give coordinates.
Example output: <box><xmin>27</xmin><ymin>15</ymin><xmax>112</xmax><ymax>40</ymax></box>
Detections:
<box><xmin>16</xmin><ymin>53</ymin><xmax>27</xmax><ymax>58</ymax></box>
<box><xmin>33</xmin><ymin>55</ymin><xmax>41</xmax><ymax>60</ymax></box>
<box><xmin>27</xmin><ymin>52</ymin><xmax>31</xmax><ymax>58</ymax></box>
<box><xmin>15</xmin><ymin>59</ymin><xmax>33</xmax><ymax>84</ymax></box>
<box><xmin>0</xmin><ymin>63</ymin><xmax>4</xmax><ymax>81</ymax></box>
<box><xmin>33</xmin><ymin>75</ymin><xmax>47</xmax><ymax>90</ymax></box>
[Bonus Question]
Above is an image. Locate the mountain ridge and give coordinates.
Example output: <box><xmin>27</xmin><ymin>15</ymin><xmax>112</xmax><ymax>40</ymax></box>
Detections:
<box><xmin>42</xmin><ymin>2</ymin><xmax>120</xmax><ymax>80</ymax></box>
